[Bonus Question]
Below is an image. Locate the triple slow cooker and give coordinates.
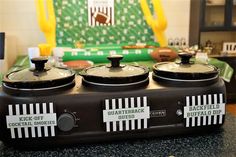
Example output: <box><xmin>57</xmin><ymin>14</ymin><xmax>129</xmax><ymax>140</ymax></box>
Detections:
<box><xmin>0</xmin><ymin>53</ymin><xmax>226</xmax><ymax>148</ymax></box>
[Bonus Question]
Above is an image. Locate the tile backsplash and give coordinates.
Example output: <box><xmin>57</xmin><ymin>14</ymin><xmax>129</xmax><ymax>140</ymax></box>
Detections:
<box><xmin>0</xmin><ymin>0</ymin><xmax>190</xmax><ymax>56</ymax></box>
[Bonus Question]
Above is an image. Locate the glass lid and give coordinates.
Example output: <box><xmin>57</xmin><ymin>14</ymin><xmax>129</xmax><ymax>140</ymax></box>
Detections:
<box><xmin>155</xmin><ymin>61</ymin><xmax>216</xmax><ymax>73</ymax></box>
<box><xmin>153</xmin><ymin>53</ymin><xmax>218</xmax><ymax>80</ymax></box>
<box><xmin>7</xmin><ymin>66</ymin><xmax>73</xmax><ymax>82</ymax></box>
<box><xmin>80</xmin><ymin>55</ymin><xmax>149</xmax><ymax>85</ymax></box>
<box><xmin>85</xmin><ymin>64</ymin><xmax>146</xmax><ymax>77</ymax></box>
<box><xmin>82</xmin><ymin>55</ymin><xmax>148</xmax><ymax>77</ymax></box>
<box><xmin>3</xmin><ymin>57</ymin><xmax>75</xmax><ymax>89</ymax></box>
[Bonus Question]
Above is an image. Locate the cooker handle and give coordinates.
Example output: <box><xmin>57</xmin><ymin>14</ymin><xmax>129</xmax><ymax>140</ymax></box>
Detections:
<box><xmin>178</xmin><ymin>52</ymin><xmax>192</xmax><ymax>64</ymax></box>
<box><xmin>31</xmin><ymin>57</ymin><xmax>48</xmax><ymax>71</ymax></box>
<box><xmin>107</xmin><ymin>55</ymin><xmax>123</xmax><ymax>68</ymax></box>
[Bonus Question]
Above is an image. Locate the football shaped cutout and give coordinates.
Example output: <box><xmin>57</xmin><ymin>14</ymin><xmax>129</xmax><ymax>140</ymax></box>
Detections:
<box><xmin>93</xmin><ymin>11</ymin><xmax>110</xmax><ymax>24</ymax></box>
<box><xmin>151</xmin><ymin>47</ymin><xmax>178</xmax><ymax>62</ymax></box>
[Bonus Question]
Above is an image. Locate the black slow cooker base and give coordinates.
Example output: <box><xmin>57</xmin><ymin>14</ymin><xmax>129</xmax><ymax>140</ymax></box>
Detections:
<box><xmin>2</xmin><ymin>81</ymin><xmax>76</xmax><ymax>96</ymax></box>
<box><xmin>152</xmin><ymin>73</ymin><xmax>220</xmax><ymax>87</ymax></box>
<box><xmin>81</xmin><ymin>78</ymin><xmax>149</xmax><ymax>91</ymax></box>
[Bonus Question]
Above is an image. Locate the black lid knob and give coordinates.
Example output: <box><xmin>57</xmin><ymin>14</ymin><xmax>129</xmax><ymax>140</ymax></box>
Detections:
<box><xmin>107</xmin><ymin>55</ymin><xmax>123</xmax><ymax>68</ymax></box>
<box><xmin>31</xmin><ymin>57</ymin><xmax>48</xmax><ymax>71</ymax></box>
<box><xmin>178</xmin><ymin>52</ymin><xmax>192</xmax><ymax>64</ymax></box>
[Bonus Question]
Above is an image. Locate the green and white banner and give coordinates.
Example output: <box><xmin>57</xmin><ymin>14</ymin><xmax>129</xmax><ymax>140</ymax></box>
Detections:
<box><xmin>54</xmin><ymin>0</ymin><xmax>155</xmax><ymax>47</ymax></box>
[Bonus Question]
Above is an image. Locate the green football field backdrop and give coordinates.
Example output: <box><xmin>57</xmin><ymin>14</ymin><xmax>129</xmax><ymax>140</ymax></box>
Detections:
<box><xmin>54</xmin><ymin>0</ymin><xmax>155</xmax><ymax>47</ymax></box>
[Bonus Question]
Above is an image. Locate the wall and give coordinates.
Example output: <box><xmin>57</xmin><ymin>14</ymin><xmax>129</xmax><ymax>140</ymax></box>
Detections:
<box><xmin>0</xmin><ymin>0</ymin><xmax>45</xmax><ymax>55</ymax></box>
<box><xmin>0</xmin><ymin>0</ymin><xmax>190</xmax><ymax>56</ymax></box>
<box><xmin>162</xmin><ymin>0</ymin><xmax>190</xmax><ymax>45</ymax></box>
<box><xmin>0</xmin><ymin>4</ymin><xmax>2</xmax><ymax>31</ymax></box>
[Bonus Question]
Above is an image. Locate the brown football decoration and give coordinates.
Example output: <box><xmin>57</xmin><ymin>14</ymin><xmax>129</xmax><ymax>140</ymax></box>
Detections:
<box><xmin>93</xmin><ymin>11</ymin><xmax>110</xmax><ymax>24</ymax></box>
<box><xmin>151</xmin><ymin>47</ymin><xmax>178</xmax><ymax>62</ymax></box>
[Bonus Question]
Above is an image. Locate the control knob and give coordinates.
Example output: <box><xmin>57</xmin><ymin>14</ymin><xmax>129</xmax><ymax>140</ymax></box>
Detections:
<box><xmin>57</xmin><ymin>113</ymin><xmax>76</xmax><ymax>132</ymax></box>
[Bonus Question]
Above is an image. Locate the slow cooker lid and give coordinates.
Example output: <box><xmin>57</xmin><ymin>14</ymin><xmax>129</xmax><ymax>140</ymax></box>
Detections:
<box><xmin>80</xmin><ymin>55</ymin><xmax>149</xmax><ymax>85</ymax></box>
<box><xmin>153</xmin><ymin>52</ymin><xmax>219</xmax><ymax>80</ymax></box>
<box><xmin>85</xmin><ymin>62</ymin><xmax>146</xmax><ymax>78</ymax></box>
<box><xmin>3</xmin><ymin>57</ymin><xmax>75</xmax><ymax>89</ymax></box>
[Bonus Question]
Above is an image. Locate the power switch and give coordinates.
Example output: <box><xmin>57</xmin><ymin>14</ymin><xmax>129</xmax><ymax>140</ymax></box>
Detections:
<box><xmin>57</xmin><ymin>113</ymin><xmax>75</xmax><ymax>132</ymax></box>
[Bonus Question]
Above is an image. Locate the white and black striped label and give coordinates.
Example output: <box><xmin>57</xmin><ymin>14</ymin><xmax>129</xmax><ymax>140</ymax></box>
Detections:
<box><xmin>88</xmin><ymin>0</ymin><xmax>115</xmax><ymax>26</ymax></box>
<box><xmin>223</xmin><ymin>42</ymin><xmax>236</xmax><ymax>53</ymax></box>
<box><xmin>184</xmin><ymin>94</ymin><xmax>225</xmax><ymax>127</ymax></box>
<box><xmin>103</xmin><ymin>97</ymin><xmax>150</xmax><ymax>132</ymax></box>
<box><xmin>6</xmin><ymin>103</ymin><xmax>57</xmax><ymax>139</ymax></box>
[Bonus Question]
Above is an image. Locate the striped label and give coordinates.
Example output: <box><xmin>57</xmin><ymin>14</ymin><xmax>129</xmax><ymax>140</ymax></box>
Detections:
<box><xmin>223</xmin><ymin>42</ymin><xmax>236</xmax><ymax>53</ymax></box>
<box><xmin>6</xmin><ymin>103</ymin><xmax>57</xmax><ymax>139</ymax></box>
<box><xmin>184</xmin><ymin>94</ymin><xmax>225</xmax><ymax>127</ymax></box>
<box><xmin>103</xmin><ymin>97</ymin><xmax>150</xmax><ymax>132</ymax></box>
<box><xmin>88</xmin><ymin>0</ymin><xmax>114</xmax><ymax>26</ymax></box>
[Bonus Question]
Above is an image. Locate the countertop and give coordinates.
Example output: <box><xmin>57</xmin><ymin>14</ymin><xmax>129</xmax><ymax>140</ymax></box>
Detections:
<box><xmin>209</xmin><ymin>54</ymin><xmax>236</xmax><ymax>58</ymax></box>
<box><xmin>0</xmin><ymin>112</ymin><xmax>235</xmax><ymax>157</ymax></box>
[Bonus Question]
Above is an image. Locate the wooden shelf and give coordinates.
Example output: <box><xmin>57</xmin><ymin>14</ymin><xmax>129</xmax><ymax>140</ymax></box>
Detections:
<box><xmin>200</xmin><ymin>26</ymin><xmax>236</xmax><ymax>31</ymax></box>
<box><xmin>206</xmin><ymin>3</ymin><xmax>225</xmax><ymax>6</ymax></box>
<box><xmin>209</xmin><ymin>54</ymin><xmax>236</xmax><ymax>58</ymax></box>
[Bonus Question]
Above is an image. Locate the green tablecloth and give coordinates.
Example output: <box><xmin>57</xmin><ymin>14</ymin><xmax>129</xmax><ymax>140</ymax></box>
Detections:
<box><xmin>0</xmin><ymin>55</ymin><xmax>233</xmax><ymax>83</ymax></box>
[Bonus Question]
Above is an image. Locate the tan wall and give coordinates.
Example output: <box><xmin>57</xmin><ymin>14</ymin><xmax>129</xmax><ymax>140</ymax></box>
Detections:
<box><xmin>163</xmin><ymin>0</ymin><xmax>190</xmax><ymax>44</ymax></box>
<box><xmin>0</xmin><ymin>0</ymin><xmax>45</xmax><ymax>55</ymax></box>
